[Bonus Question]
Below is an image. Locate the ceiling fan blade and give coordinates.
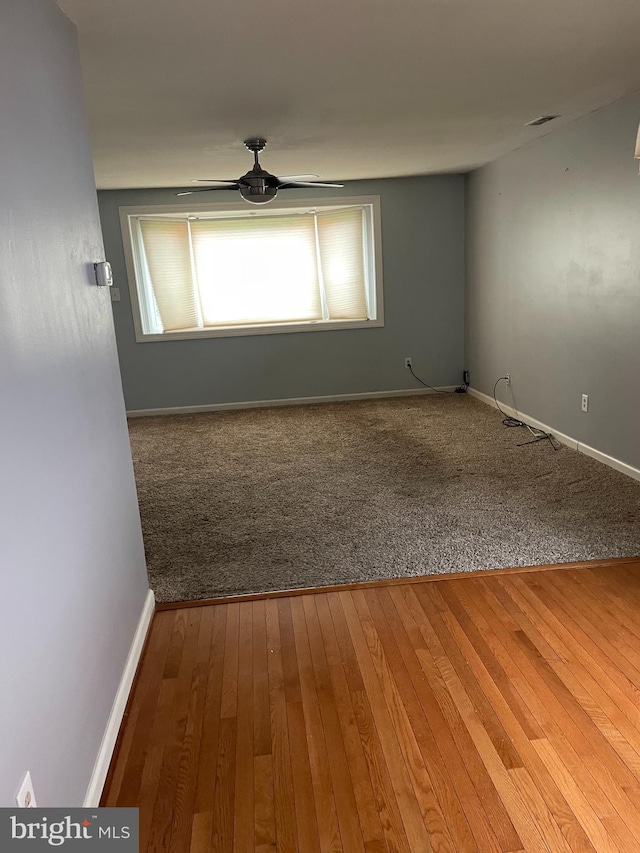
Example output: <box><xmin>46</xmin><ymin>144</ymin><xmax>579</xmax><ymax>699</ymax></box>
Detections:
<box><xmin>276</xmin><ymin>174</ymin><xmax>319</xmax><ymax>182</ymax></box>
<box><xmin>278</xmin><ymin>181</ymin><xmax>344</xmax><ymax>189</ymax></box>
<box><xmin>191</xmin><ymin>179</ymin><xmax>240</xmax><ymax>184</ymax></box>
<box><xmin>176</xmin><ymin>184</ymin><xmax>240</xmax><ymax>196</ymax></box>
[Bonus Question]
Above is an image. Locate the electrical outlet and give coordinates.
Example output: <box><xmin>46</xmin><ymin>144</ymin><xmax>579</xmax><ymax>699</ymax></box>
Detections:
<box><xmin>404</xmin><ymin>358</ymin><xmax>412</xmax><ymax>369</ymax></box>
<box><xmin>581</xmin><ymin>394</ymin><xmax>589</xmax><ymax>412</ymax></box>
<box><xmin>505</xmin><ymin>374</ymin><xmax>511</xmax><ymax>385</ymax></box>
<box><xmin>16</xmin><ymin>772</ymin><xmax>37</xmax><ymax>808</ymax></box>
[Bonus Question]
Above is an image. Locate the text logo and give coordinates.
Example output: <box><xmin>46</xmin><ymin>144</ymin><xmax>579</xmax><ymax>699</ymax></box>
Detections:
<box><xmin>1</xmin><ymin>809</ymin><xmax>138</xmax><ymax>850</ymax></box>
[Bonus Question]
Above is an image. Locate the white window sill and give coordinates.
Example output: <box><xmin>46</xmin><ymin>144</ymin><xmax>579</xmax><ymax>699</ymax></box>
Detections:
<box><xmin>134</xmin><ymin>317</ymin><xmax>384</xmax><ymax>343</ymax></box>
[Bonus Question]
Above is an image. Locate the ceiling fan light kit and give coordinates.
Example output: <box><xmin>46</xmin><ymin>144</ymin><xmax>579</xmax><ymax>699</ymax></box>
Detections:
<box><xmin>177</xmin><ymin>138</ymin><xmax>344</xmax><ymax>204</ymax></box>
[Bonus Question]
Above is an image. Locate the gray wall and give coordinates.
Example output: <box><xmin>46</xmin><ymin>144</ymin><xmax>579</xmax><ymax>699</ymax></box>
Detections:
<box><xmin>98</xmin><ymin>177</ymin><xmax>465</xmax><ymax>411</ymax></box>
<box><xmin>0</xmin><ymin>1</ymin><xmax>149</xmax><ymax>805</ymax></box>
<box><xmin>465</xmin><ymin>94</ymin><xmax>640</xmax><ymax>469</ymax></box>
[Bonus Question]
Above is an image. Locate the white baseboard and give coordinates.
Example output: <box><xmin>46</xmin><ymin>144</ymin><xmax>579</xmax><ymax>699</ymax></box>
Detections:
<box><xmin>579</xmin><ymin>442</ymin><xmax>640</xmax><ymax>482</ymax></box>
<box><xmin>83</xmin><ymin>588</ymin><xmax>155</xmax><ymax>807</ymax></box>
<box><xmin>126</xmin><ymin>386</ymin><xmax>458</xmax><ymax>418</ymax></box>
<box><xmin>467</xmin><ymin>387</ymin><xmax>640</xmax><ymax>483</ymax></box>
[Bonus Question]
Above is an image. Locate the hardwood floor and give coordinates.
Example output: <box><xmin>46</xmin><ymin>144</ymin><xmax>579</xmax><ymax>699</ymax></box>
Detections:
<box><xmin>103</xmin><ymin>559</ymin><xmax>640</xmax><ymax>852</ymax></box>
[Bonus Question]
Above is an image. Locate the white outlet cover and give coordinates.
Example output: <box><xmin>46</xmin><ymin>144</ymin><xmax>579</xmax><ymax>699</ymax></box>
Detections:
<box><xmin>16</xmin><ymin>771</ymin><xmax>37</xmax><ymax>808</ymax></box>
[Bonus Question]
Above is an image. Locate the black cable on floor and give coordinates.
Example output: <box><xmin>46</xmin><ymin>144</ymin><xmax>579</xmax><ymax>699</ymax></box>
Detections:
<box><xmin>493</xmin><ymin>376</ymin><xmax>559</xmax><ymax>451</ymax></box>
<box><xmin>408</xmin><ymin>364</ymin><xmax>455</xmax><ymax>394</ymax></box>
<box><xmin>493</xmin><ymin>377</ymin><xmax>527</xmax><ymax>427</ymax></box>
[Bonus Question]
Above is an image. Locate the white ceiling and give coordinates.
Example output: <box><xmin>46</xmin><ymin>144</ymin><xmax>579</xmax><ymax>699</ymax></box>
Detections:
<box><xmin>58</xmin><ymin>0</ymin><xmax>640</xmax><ymax>189</ymax></box>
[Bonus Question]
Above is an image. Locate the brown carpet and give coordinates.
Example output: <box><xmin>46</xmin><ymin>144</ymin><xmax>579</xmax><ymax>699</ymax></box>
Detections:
<box><xmin>128</xmin><ymin>395</ymin><xmax>640</xmax><ymax>603</ymax></box>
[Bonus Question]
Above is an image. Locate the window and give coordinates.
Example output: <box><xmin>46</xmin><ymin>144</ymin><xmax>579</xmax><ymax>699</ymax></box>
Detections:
<box><xmin>119</xmin><ymin>196</ymin><xmax>383</xmax><ymax>341</ymax></box>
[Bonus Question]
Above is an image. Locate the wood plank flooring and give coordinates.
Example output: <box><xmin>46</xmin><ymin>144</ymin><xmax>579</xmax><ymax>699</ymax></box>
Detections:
<box><xmin>103</xmin><ymin>559</ymin><xmax>640</xmax><ymax>852</ymax></box>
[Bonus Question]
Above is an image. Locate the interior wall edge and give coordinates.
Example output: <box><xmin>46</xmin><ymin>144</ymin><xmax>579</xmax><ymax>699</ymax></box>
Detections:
<box><xmin>83</xmin><ymin>589</ymin><xmax>155</xmax><ymax>807</ymax></box>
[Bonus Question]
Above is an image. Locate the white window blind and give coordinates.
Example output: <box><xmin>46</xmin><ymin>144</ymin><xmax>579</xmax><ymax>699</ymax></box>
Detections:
<box><xmin>316</xmin><ymin>207</ymin><xmax>367</xmax><ymax>320</ymax></box>
<box><xmin>135</xmin><ymin>205</ymin><xmax>373</xmax><ymax>335</ymax></box>
<box><xmin>138</xmin><ymin>218</ymin><xmax>199</xmax><ymax>332</ymax></box>
<box><xmin>191</xmin><ymin>215</ymin><xmax>322</xmax><ymax>327</ymax></box>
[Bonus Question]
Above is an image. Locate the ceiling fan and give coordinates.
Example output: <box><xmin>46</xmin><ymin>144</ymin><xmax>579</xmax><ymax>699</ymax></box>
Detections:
<box><xmin>176</xmin><ymin>138</ymin><xmax>344</xmax><ymax>205</ymax></box>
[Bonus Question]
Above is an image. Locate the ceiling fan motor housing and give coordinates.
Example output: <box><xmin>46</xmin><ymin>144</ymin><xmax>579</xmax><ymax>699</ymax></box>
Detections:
<box><xmin>239</xmin><ymin>159</ymin><xmax>280</xmax><ymax>204</ymax></box>
<box><xmin>240</xmin><ymin>183</ymin><xmax>278</xmax><ymax>204</ymax></box>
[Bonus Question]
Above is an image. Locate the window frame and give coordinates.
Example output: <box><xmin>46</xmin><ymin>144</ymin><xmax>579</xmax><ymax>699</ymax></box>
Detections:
<box><xmin>118</xmin><ymin>195</ymin><xmax>384</xmax><ymax>343</ymax></box>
